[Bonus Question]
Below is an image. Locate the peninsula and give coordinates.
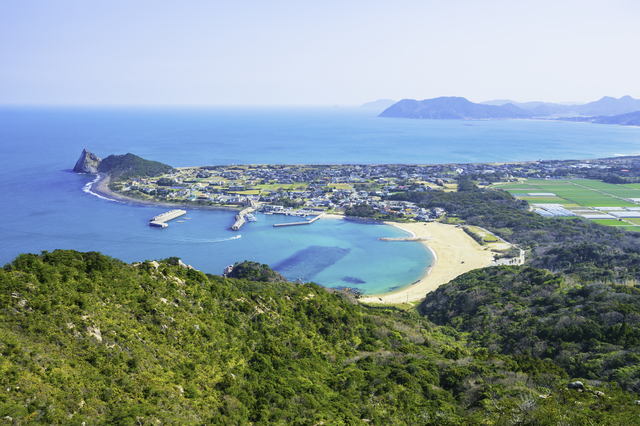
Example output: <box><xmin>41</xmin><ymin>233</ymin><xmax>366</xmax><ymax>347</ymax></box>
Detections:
<box><xmin>379</xmin><ymin>95</ymin><xmax>640</xmax><ymax>124</ymax></box>
<box><xmin>74</xmin><ymin>149</ymin><xmax>640</xmax><ymax>303</ymax></box>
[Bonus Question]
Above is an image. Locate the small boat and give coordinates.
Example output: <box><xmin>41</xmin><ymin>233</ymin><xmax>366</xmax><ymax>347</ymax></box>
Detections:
<box><xmin>246</xmin><ymin>213</ymin><xmax>258</xmax><ymax>222</ymax></box>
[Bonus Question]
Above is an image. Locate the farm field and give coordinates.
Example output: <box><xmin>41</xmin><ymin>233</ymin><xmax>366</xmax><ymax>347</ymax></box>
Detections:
<box><xmin>494</xmin><ymin>178</ymin><xmax>640</xmax><ymax>230</ymax></box>
<box><xmin>517</xmin><ymin>196</ymin><xmax>569</xmax><ymax>204</ymax></box>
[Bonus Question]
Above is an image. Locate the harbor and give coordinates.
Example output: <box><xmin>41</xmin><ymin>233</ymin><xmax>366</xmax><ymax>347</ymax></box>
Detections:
<box><xmin>149</xmin><ymin>209</ymin><xmax>187</xmax><ymax>227</ymax></box>
<box><xmin>230</xmin><ymin>206</ymin><xmax>257</xmax><ymax>230</ymax></box>
<box><xmin>273</xmin><ymin>213</ymin><xmax>325</xmax><ymax>227</ymax></box>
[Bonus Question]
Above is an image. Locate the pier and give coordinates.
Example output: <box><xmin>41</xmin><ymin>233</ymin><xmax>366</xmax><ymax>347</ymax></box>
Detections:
<box><xmin>230</xmin><ymin>206</ymin><xmax>257</xmax><ymax>230</ymax></box>
<box><xmin>273</xmin><ymin>214</ymin><xmax>325</xmax><ymax>227</ymax></box>
<box><xmin>149</xmin><ymin>209</ymin><xmax>186</xmax><ymax>228</ymax></box>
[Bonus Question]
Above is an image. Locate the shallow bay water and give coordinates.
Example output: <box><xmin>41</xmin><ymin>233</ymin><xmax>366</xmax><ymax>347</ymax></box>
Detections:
<box><xmin>1</xmin><ymin>106</ymin><xmax>639</xmax><ymax>293</ymax></box>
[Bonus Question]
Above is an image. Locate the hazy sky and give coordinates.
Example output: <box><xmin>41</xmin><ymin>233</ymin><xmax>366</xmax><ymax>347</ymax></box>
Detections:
<box><xmin>1</xmin><ymin>0</ymin><xmax>639</xmax><ymax>106</ymax></box>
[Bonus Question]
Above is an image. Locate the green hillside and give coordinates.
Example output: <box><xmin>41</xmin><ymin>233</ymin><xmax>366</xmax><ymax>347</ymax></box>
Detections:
<box><xmin>2</xmin><ymin>250</ymin><xmax>640</xmax><ymax>425</ymax></box>
<box><xmin>98</xmin><ymin>153</ymin><xmax>173</xmax><ymax>181</ymax></box>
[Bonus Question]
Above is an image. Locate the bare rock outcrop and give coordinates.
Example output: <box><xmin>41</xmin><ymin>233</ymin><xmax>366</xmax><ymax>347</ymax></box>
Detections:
<box><xmin>73</xmin><ymin>149</ymin><xmax>102</xmax><ymax>173</ymax></box>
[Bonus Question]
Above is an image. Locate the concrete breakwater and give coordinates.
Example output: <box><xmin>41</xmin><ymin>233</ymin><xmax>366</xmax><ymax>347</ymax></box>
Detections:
<box><xmin>273</xmin><ymin>214</ymin><xmax>325</xmax><ymax>227</ymax></box>
<box><xmin>230</xmin><ymin>206</ymin><xmax>256</xmax><ymax>230</ymax></box>
<box><xmin>150</xmin><ymin>209</ymin><xmax>187</xmax><ymax>228</ymax></box>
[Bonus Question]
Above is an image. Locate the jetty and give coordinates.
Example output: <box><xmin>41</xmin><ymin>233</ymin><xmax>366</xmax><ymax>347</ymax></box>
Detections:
<box><xmin>273</xmin><ymin>214</ymin><xmax>325</xmax><ymax>227</ymax></box>
<box><xmin>149</xmin><ymin>209</ymin><xmax>186</xmax><ymax>228</ymax></box>
<box><xmin>230</xmin><ymin>206</ymin><xmax>257</xmax><ymax>230</ymax></box>
<box><xmin>379</xmin><ymin>237</ymin><xmax>431</xmax><ymax>241</ymax></box>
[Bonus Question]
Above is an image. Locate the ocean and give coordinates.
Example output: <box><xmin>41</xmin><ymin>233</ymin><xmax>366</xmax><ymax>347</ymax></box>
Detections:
<box><xmin>1</xmin><ymin>106</ymin><xmax>639</xmax><ymax>294</ymax></box>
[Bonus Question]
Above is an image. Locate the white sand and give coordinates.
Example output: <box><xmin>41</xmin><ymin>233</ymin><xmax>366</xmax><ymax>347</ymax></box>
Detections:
<box><xmin>358</xmin><ymin>221</ymin><xmax>495</xmax><ymax>304</ymax></box>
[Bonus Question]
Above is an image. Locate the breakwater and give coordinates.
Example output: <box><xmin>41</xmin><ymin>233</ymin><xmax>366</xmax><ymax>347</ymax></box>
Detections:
<box><xmin>149</xmin><ymin>209</ymin><xmax>186</xmax><ymax>227</ymax></box>
<box><xmin>230</xmin><ymin>206</ymin><xmax>256</xmax><ymax>230</ymax></box>
<box><xmin>273</xmin><ymin>214</ymin><xmax>325</xmax><ymax>227</ymax></box>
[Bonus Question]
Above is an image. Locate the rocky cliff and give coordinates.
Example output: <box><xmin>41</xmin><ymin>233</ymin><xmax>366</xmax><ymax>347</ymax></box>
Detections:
<box><xmin>72</xmin><ymin>148</ymin><xmax>101</xmax><ymax>173</ymax></box>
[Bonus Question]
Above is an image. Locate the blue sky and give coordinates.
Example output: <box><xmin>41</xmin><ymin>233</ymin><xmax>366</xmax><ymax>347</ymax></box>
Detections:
<box><xmin>1</xmin><ymin>0</ymin><xmax>639</xmax><ymax>106</ymax></box>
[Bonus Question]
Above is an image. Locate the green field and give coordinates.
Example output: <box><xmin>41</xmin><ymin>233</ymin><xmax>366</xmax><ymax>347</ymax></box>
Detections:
<box><xmin>518</xmin><ymin>196</ymin><xmax>570</xmax><ymax>204</ymax></box>
<box><xmin>229</xmin><ymin>190</ymin><xmax>261</xmax><ymax>195</ymax></box>
<box><xmin>495</xmin><ymin>178</ymin><xmax>640</xmax><ymax>230</ymax></box>
<box><xmin>506</xmin><ymin>180</ymin><xmax>638</xmax><ymax>207</ymax></box>
<box><xmin>328</xmin><ymin>183</ymin><xmax>353</xmax><ymax>190</ymax></box>
<box><xmin>591</xmin><ymin>219</ymin><xmax>628</xmax><ymax>226</ymax></box>
<box><xmin>258</xmin><ymin>182</ymin><xmax>310</xmax><ymax>191</ymax></box>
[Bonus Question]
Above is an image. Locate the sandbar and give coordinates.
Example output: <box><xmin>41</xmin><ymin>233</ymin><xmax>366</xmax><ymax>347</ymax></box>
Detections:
<box><xmin>358</xmin><ymin>221</ymin><xmax>495</xmax><ymax>304</ymax></box>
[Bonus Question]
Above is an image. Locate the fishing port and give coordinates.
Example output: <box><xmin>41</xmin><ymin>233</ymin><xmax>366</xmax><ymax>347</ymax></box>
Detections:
<box><xmin>273</xmin><ymin>213</ymin><xmax>325</xmax><ymax>227</ymax></box>
<box><xmin>149</xmin><ymin>209</ymin><xmax>187</xmax><ymax>228</ymax></box>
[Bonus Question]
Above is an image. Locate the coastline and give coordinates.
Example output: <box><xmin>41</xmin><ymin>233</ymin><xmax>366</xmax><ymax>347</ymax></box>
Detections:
<box><xmin>358</xmin><ymin>221</ymin><xmax>495</xmax><ymax>304</ymax></box>
<box><xmin>89</xmin><ymin>173</ymin><xmax>244</xmax><ymax>212</ymax></box>
<box><xmin>87</xmin><ymin>177</ymin><xmax>494</xmax><ymax>302</ymax></box>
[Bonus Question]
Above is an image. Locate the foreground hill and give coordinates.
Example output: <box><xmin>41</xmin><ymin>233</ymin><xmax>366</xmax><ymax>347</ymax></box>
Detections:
<box><xmin>379</xmin><ymin>97</ymin><xmax>533</xmax><ymax>119</ymax></box>
<box><xmin>3</xmin><ymin>250</ymin><xmax>640</xmax><ymax>424</ymax></box>
<box><xmin>422</xmin><ymin>266</ymin><xmax>640</xmax><ymax>389</ymax></box>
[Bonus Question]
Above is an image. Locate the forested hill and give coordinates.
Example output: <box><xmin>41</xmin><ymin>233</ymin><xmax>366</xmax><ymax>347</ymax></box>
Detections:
<box><xmin>98</xmin><ymin>153</ymin><xmax>173</xmax><ymax>180</ymax></box>
<box><xmin>421</xmin><ymin>266</ymin><xmax>640</xmax><ymax>391</ymax></box>
<box><xmin>3</xmin><ymin>250</ymin><xmax>640</xmax><ymax>424</ymax></box>
<box><xmin>379</xmin><ymin>97</ymin><xmax>533</xmax><ymax>120</ymax></box>
<box><xmin>389</xmin><ymin>188</ymin><xmax>640</xmax><ymax>281</ymax></box>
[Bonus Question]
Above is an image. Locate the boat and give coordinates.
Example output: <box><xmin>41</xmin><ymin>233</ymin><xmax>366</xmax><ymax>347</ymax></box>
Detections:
<box><xmin>246</xmin><ymin>213</ymin><xmax>258</xmax><ymax>222</ymax></box>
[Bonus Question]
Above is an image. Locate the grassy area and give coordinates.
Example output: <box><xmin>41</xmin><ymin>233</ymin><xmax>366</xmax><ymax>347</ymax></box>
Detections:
<box><xmin>518</xmin><ymin>196</ymin><xmax>570</xmax><ymax>204</ymax></box>
<box><xmin>591</xmin><ymin>219</ymin><xmax>629</xmax><ymax>226</ymax></box>
<box><xmin>467</xmin><ymin>226</ymin><xmax>499</xmax><ymax>243</ymax></box>
<box><xmin>497</xmin><ymin>178</ymin><xmax>640</xmax><ymax>231</ymax></box>
<box><xmin>510</xmin><ymin>180</ymin><xmax>638</xmax><ymax>207</ymax></box>
<box><xmin>257</xmin><ymin>183</ymin><xmax>309</xmax><ymax>191</ymax></box>
<box><xmin>328</xmin><ymin>183</ymin><xmax>353</xmax><ymax>190</ymax></box>
<box><xmin>229</xmin><ymin>190</ymin><xmax>261</xmax><ymax>195</ymax></box>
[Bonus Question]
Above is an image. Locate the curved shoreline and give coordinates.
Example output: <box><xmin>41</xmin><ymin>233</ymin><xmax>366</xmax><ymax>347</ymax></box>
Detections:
<box><xmin>85</xmin><ymin>176</ymin><xmax>493</xmax><ymax>303</ymax></box>
<box><xmin>358</xmin><ymin>221</ymin><xmax>495</xmax><ymax>304</ymax></box>
<box><xmin>88</xmin><ymin>173</ymin><xmax>244</xmax><ymax>212</ymax></box>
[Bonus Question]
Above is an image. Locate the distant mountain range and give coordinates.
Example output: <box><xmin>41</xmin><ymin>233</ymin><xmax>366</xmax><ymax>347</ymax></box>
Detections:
<box><xmin>379</xmin><ymin>97</ymin><xmax>533</xmax><ymax>119</ymax></box>
<box><xmin>361</xmin><ymin>99</ymin><xmax>396</xmax><ymax>109</ymax></box>
<box><xmin>481</xmin><ymin>95</ymin><xmax>640</xmax><ymax>117</ymax></box>
<box><xmin>558</xmin><ymin>110</ymin><xmax>640</xmax><ymax>126</ymax></box>
<box><xmin>379</xmin><ymin>95</ymin><xmax>640</xmax><ymax>124</ymax></box>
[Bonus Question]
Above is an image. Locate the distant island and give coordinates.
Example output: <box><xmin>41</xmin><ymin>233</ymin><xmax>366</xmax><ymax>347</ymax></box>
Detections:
<box><xmin>558</xmin><ymin>110</ymin><xmax>640</xmax><ymax>126</ymax></box>
<box><xmin>361</xmin><ymin>99</ymin><xmax>396</xmax><ymax>109</ymax></box>
<box><xmin>379</xmin><ymin>95</ymin><xmax>640</xmax><ymax>125</ymax></box>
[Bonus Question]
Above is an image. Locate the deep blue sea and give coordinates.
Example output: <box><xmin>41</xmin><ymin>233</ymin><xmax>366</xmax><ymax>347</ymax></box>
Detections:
<box><xmin>1</xmin><ymin>106</ymin><xmax>639</xmax><ymax>294</ymax></box>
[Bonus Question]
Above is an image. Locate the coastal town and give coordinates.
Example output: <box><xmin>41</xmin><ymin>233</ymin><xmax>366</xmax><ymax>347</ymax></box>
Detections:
<box><xmin>108</xmin><ymin>155</ymin><xmax>640</xmax><ymax>220</ymax></box>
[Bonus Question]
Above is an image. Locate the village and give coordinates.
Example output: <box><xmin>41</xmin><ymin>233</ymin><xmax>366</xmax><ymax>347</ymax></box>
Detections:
<box><xmin>109</xmin><ymin>155</ymin><xmax>640</xmax><ymax>220</ymax></box>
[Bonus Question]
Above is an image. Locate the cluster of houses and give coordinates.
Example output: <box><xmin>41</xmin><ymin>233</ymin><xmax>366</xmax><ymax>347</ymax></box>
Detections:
<box><xmin>118</xmin><ymin>157</ymin><xmax>640</xmax><ymax>219</ymax></box>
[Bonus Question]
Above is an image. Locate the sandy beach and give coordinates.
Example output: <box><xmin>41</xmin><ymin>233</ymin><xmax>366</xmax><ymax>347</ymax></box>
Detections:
<box><xmin>86</xmin><ymin>183</ymin><xmax>495</xmax><ymax>302</ymax></box>
<box><xmin>358</xmin><ymin>221</ymin><xmax>495</xmax><ymax>304</ymax></box>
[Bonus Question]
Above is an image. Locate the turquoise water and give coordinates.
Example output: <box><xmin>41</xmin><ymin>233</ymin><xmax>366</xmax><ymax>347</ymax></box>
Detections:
<box><xmin>1</xmin><ymin>106</ymin><xmax>639</xmax><ymax>293</ymax></box>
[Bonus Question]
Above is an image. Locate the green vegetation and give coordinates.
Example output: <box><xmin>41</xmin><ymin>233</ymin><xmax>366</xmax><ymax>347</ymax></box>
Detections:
<box><xmin>227</xmin><ymin>260</ymin><xmax>289</xmax><ymax>283</ymax></box>
<box><xmin>422</xmin><ymin>266</ymin><xmax>640</xmax><ymax>391</ymax></box>
<box><xmin>5</xmin><ymin>250</ymin><xmax>640</xmax><ymax>424</ymax></box>
<box><xmin>391</xmin><ymin>187</ymin><xmax>640</xmax><ymax>281</ymax></box>
<box><xmin>99</xmin><ymin>153</ymin><xmax>173</xmax><ymax>181</ymax></box>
